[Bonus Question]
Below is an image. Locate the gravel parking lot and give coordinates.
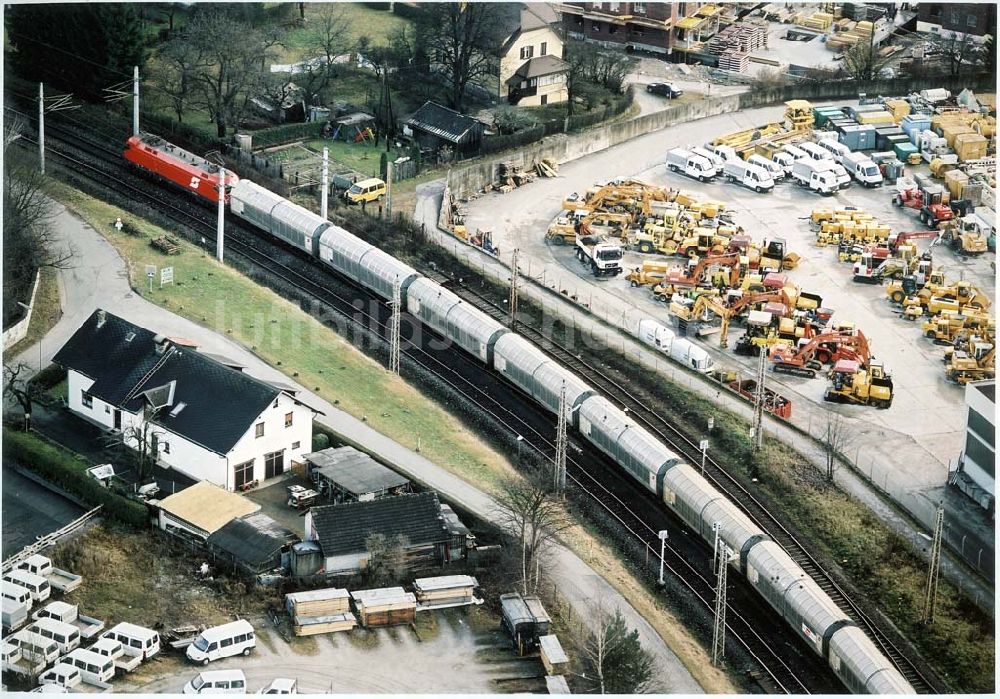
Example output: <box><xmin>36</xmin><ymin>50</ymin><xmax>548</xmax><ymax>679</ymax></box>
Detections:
<box><xmin>119</xmin><ymin>610</ymin><xmax>538</xmax><ymax>694</ymax></box>
<box><xmin>458</xmin><ymin>98</ymin><xmax>995</xmax><ymax>502</ymax></box>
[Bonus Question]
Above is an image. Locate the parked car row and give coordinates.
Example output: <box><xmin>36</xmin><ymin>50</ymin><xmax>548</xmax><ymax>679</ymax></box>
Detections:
<box><xmin>665</xmin><ymin>135</ymin><xmax>884</xmax><ymax>196</ymax></box>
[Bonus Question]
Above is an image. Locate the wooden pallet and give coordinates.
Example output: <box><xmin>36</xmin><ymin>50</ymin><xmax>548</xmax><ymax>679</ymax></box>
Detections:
<box><xmin>151</xmin><ymin>235</ymin><xmax>180</xmax><ymax>255</ymax></box>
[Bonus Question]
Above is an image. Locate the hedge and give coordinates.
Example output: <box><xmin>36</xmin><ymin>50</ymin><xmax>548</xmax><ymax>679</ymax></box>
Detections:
<box><xmin>481</xmin><ymin>124</ymin><xmax>545</xmax><ymax>155</ymax></box>
<box><xmin>250</xmin><ymin>121</ymin><xmax>327</xmax><ymax>150</ymax></box>
<box><xmin>3</xmin><ymin>429</ymin><xmax>149</xmax><ymax>529</ymax></box>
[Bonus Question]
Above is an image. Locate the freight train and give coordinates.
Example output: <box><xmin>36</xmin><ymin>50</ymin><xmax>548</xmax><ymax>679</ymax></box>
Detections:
<box><xmin>123</xmin><ymin>132</ymin><xmax>915</xmax><ymax>694</ymax></box>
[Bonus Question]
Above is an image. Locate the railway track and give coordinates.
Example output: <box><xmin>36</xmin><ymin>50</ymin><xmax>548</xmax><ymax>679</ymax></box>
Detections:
<box><xmin>16</xmin><ymin>119</ymin><xmax>836</xmax><ymax>693</ymax></box>
<box><xmin>431</xmin><ymin>270</ymin><xmax>941</xmax><ymax>694</ymax></box>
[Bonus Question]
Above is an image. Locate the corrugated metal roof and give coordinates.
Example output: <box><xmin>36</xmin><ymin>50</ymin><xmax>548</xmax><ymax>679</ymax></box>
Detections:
<box><xmin>305</xmin><ymin>446</ymin><xmax>409</xmax><ymax>495</ymax></box>
<box><xmin>405</xmin><ymin>101</ymin><xmax>482</xmax><ymax>143</ymax></box>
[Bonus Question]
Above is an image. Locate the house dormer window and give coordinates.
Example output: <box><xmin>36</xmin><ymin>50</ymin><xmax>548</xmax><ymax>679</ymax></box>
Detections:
<box><xmin>520</xmin><ymin>45</ymin><xmax>534</xmax><ymax>60</ymax></box>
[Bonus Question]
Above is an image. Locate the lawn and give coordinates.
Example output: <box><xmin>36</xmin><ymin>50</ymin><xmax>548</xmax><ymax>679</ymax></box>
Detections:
<box><xmin>276</xmin><ymin>2</ymin><xmax>413</xmax><ymax>63</ymax></box>
<box><xmin>270</xmin><ymin>138</ymin><xmax>405</xmax><ymax>181</ymax></box>
<box><xmin>45</xmin><ymin>180</ymin><xmax>516</xmax><ymax>493</ymax></box>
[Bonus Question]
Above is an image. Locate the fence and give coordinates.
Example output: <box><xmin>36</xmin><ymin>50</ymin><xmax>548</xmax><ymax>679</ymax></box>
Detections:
<box><xmin>1</xmin><ymin>503</ymin><xmax>103</xmax><ymax>574</ymax></box>
<box><xmin>2</xmin><ymin>270</ymin><xmax>40</xmax><ymax>351</ymax></box>
<box><xmin>225</xmin><ymin>144</ymin><xmax>285</xmax><ymax>181</ymax></box>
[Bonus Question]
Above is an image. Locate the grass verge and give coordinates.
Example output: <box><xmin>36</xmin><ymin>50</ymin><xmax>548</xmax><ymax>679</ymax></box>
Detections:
<box><xmin>45</xmin><ymin>180</ymin><xmax>517</xmax><ymax>493</ymax></box>
<box><xmin>6</xmin><ymin>266</ymin><xmax>62</xmax><ymax>359</ymax></box>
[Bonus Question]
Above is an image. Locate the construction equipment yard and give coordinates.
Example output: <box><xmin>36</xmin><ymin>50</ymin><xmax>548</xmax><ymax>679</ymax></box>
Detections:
<box><xmin>452</xmin><ymin>95</ymin><xmax>996</xmax><ymax>575</ymax></box>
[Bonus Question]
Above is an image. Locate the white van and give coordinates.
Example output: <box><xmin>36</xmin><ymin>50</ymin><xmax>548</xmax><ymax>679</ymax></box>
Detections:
<box><xmin>636</xmin><ymin>318</ymin><xmax>675</xmax><ymax>353</ymax></box>
<box><xmin>3</xmin><ymin>580</ymin><xmax>36</xmax><ymax>611</ymax></box>
<box><xmin>706</xmin><ymin>143</ymin><xmax>738</xmax><ymax>162</ymax></box>
<box><xmin>30</xmin><ymin>618</ymin><xmax>81</xmax><ymax>654</ymax></box>
<box><xmin>186</xmin><ymin>620</ymin><xmax>255</xmax><ymax>665</ymax></box>
<box><xmin>9</xmin><ymin>630</ymin><xmax>61</xmax><ymax>665</ymax></box>
<box><xmin>798</xmin><ymin>141</ymin><xmax>834</xmax><ymax>163</ymax></box>
<box><xmin>746</xmin><ymin>154</ymin><xmax>785</xmax><ymax>180</ymax></box>
<box><xmin>819</xmin><ymin>137</ymin><xmax>851</xmax><ymax>160</ymax></box>
<box><xmin>101</xmin><ymin>622</ymin><xmax>161</xmax><ymax>660</ymax></box>
<box><xmin>771</xmin><ymin>151</ymin><xmax>796</xmax><ymax>176</ymax></box>
<box><xmin>37</xmin><ymin>662</ymin><xmax>82</xmax><ymax>689</ymax></box>
<box><xmin>183</xmin><ymin>669</ymin><xmax>248</xmax><ymax>694</ymax></box>
<box><xmin>4</xmin><ymin>570</ymin><xmax>51</xmax><ymax>603</ymax></box>
<box><xmin>691</xmin><ymin>147</ymin><xmax>724</xmax><ymax>175</ymax></box>
<box><xmin>62</xmin><ymin>648</ymin><xmax>115</xmax><ymax>685</ymax></box>
<box><xmin>782</xmin><ymin>144</ymin><xmax>809</xmax><ymax>162</ymax></box>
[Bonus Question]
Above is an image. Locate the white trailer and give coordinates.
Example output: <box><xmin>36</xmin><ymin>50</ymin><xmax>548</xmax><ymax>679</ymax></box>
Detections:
<box><xmin>665</xmin><ymin>148</ymin><xmax>717</xmax><ymax>182</ymax></box>
<box><xmin>576</xmin><ymin>235</ymin><xmax>623</xmax><ymax>277</ymax></box>
<box><xmin>722</xmin><ymin>160</ymin><xmax>775</xmax><ymax>192</ymax></box>
<box><xmin>790</xmin><ymin>160</ymin><xmax>839</xmax><ymax>195</ymax></box>
<box><xmin>16</xmin><ymin>555</ymin><xmax>82</xmax><ymax>594</ymax></box>
<box><xmin>669</xmin><ymin>338</ymin><xmax>714</xmax><ymax>373</ymax></box>
<box><xmin>841</xmin><ymin>151</ymin><xmax>883</xmax><ymax>187</ymax></box>
<box><xmin>3</xmin><ymin>597</ymin><xmax>29</xmax><ymax>632</ymax></box>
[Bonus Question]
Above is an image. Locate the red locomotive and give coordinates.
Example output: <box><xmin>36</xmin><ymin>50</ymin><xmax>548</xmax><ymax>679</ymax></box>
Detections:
<box><xmin>124</xmin><ymin>134</ymin><xmax>238</xmax><ymax>204</ymax></box>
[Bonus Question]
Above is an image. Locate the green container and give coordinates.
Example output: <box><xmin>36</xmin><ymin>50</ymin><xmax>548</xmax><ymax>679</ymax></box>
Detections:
<box><xmin>894</xmin><ymin>142</ymin><xmax>918</xmax><ymax>160</ymax></box>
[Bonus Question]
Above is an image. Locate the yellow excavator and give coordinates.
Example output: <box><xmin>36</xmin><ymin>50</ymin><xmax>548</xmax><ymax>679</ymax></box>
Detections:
<box><xmin>945</xmin><ymin>341</ymin><xmax>995</xmax><ymax>384</ymax></box>
<box><xmin>825</xmin><ymin>359</ymin><xmax>894</xmax><ymax>409</ymax></box>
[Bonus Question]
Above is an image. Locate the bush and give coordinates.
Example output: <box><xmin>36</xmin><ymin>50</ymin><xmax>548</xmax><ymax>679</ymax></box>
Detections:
<box><xmin>30</xmin><ymin>364</ymin><xmax>67</xmax><ymax>391</ymax></box>
<box><xmin>481</xmin><ymin>124</ymin><xmax>545</xmax><ymax>154</ymax></box>
<box><xmin>3</xmin><ymin>429</ymin><xmax>149</xmax><ymax>528</ymax></box>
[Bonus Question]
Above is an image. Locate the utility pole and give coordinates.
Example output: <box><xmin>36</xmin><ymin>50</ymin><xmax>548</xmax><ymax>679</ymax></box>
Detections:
<box><xmin>711</xmin><ymin>524</ymin><xmax>730</xmax><ymax>667</ymax></box>
<box><xmin>216</xmin><ymin>168</ymin><xmax>226</xmax><ymax>262</ymax></box>
<box><xmin>554</xmin><ymin>383</ymin><xmax>568</xmax><ymax>495</ymax></box>
<box><xmin>751</xmin><ymin>347</ymin><xmax>766</xmax><ymax>452</ymax></box>
<box><xmin>385</xmin><ymin>160</ymin><xmax>393</xmax><ymax>218</ymax></box>
<box><xmin>389</xmin><ymin>276</ymin><xmax>402</xmax><ymax>375</ymax></box>
<box><xmin>320</xmin><ymin>147</ymin><xmax>329</xmax><ymax>220</ymax></box>
<box><xmin>657</xmin><ymin>530</ymin><xmax>669</xmax><ymax>586</ymax></box>
<box><xmin>922</xmin><ymin>505</ymin><xmax>945</xmax><ymax>623</ymax></box>
<box><xmin>38</xmin><ymin>83</ymin><xmax>44</xmax><ymax>175</ymax></box>
<box><xmin>133</xmin><ymin>65</ymin><xmax>140</xmax><ymax>136</ymax></box>
<box><xmin>509</xmin><ymin>248</ymin><xmax>520</xmax><ymax>327</ymax></box>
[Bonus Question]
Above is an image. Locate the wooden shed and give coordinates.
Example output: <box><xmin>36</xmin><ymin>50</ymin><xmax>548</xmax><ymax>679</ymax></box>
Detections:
<box><xmin>500</xmin><ymin>592</ymin><xmax>551</xmax><ymax>654</ymax></box>
<box><xmin>404</xmin><ymin>101</ymin><xmax>486</xmax><ymax>155</ymax></box>
<box><xmin>350</xmin><ymin>587</ymin><xmax>417</xmax><ymax>627</ymax></box>
<box><xmin>539</xmin><ymin>634</ymin><xmax>569</xmax><ymax>676</ymax></box>
<box><xmin>413</xmin><ymin>575</ymin><xmax>481</xmax><ymax>610</ymax></box>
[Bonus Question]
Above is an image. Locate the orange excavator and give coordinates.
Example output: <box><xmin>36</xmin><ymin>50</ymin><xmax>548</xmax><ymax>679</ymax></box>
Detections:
<box><xmin>769</xmin><ymin>330</ymin><xmax>873</xmax><ymax>378</ymax></box>
<box><xmin>675</xmin><ymin>288</ymin><xmax>799</xmax><ymax>348</ymax></box>
<box><xmin>659</xmin><ymin>253</ymin><xmax>743</xmax><ymax>289</ymax></box>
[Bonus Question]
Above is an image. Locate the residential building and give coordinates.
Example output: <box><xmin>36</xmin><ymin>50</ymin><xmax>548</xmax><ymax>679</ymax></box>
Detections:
<box><xmin>500</xmin><ymin>4</ymin><xmax>569</xmax><ymax>106</ymax></box>
<box><xmin>403</xmin><ymin>101</ymin><xmax>486</xmax><ymax>155</ymax></box>
<box><xmin>559</xmin><ymin>2</ymin><xmax>711</xmax><ymax>55</ymax></box>
<box><xmin>52</xmin><ymin>309</ymin><xmax>317</xmax><ymax>491</ymax></box>
<box><xmin>303</xmin><ymin>492</ymin><xmax>470</xmax><ymax>575</ymax></box>
<box><xmin>917</xmin><ymin>3</ymin><xmax>996</xmax><ymax>41</ymax></box>
<box><xmin>954</xmin><ymin>380</ymin><xmax>994</xmax><ymax>512</ymax></box>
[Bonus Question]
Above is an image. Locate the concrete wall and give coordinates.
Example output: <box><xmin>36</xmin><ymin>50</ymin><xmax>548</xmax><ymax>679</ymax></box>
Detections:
<box><xmin>447</xmin><ymin>73</ymin><xmax>995</xmax><ymax>200</ymax></box>
<box><xmin>2</xmin><ymin>271</ymin><xmax>41</xmax><ymax>352</ymax></box>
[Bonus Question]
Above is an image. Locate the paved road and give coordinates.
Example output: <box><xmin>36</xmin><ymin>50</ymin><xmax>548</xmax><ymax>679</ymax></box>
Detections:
<box><xmin>2</xmin><ymin>463</ymin><xmax>86</xmax><ymax>554</ymax></box>
<box><xmin>13</xmin><ymin>202</ymin><xmax>703</xmax><ymax>692</ymax></box>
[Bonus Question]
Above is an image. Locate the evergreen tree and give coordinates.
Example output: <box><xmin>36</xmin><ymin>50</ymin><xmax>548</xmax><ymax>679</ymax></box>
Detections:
<box><xmin>6</xmin><ymin>3</ymin><xmax>147</xmax><ymax>100</ymax></box>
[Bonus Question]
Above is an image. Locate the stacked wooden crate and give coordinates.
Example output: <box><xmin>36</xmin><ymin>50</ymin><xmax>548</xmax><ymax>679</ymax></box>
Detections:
<box><xmin>539</xmin><ymin>635</ymin><xmax>570</xmax><ymax>676</ymax></box>
<box><xmin>718</xmin><ymin>52</ymin><xmax>750</xmax><ymax>73</ymax></box>
<box><xmin>285</xmin><ymin>588</ymin><xmax>357</xmax><ymax>636</ymax></box>
<box><xmin>413</xmin><ymin>575</ymin><xmax>482</xmax><ymax>610</ymax></box>
<box><xmin>351</xmin><ymin>587</ymin><xmax>417</xmax><ymax>627</ymax></box>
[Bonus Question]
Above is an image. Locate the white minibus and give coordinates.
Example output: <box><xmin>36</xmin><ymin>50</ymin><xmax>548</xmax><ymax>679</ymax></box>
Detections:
<box><xmin>186</xmin><ymin>620</ymin><xmax>255</xmax><ymax>665</ymax></box>
<box><xmin>4</xmin><ymin>570</ymin><xmax>51</xmax><ymax>603</ymax></box>
<box><xmin>183</xmin><ymin>669</ymin><xmax>248</xmax><ymax>694</ymax></box>
<box><xmin>62</xmin><ymin>648</ymin><xmax>115</xmax><ymax>685</ymax></box>
<box><xmin>30</xmin><ymin>618</ymin><xmax>81</xmax><ymax>654</ymax></box>
<box><xmin>101</xmin><ymin>621</ymin><xmax>161</xmax><ymax>660</ymax></box>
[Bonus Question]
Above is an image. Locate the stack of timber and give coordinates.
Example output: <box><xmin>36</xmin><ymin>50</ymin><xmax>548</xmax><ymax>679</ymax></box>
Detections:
<box><xmin>413</xmin><ymin>575</ymin><xmax>483</xmax><ymax>611</ymax></box>
<box><xmin>497</xmin><ymin>161</ymin><xmax>537</xmax><ymax>193</ymax></box>
<box><xmin>535</xmin><ymin>158</ymin><xmax>559</xmax><ymax>178</ymax></box>
<box><xmin>351</xmin><ymin>587</ymin><xmax>417</xmax><ymax>627</ymax></box>
<box><xmin>539</xmin><ymin>635</ymin><xmax>570</xmax><ymax>676</ymax></box>
<box><xmin>285</xmin><ymin>588</ymin><xmax>357</xmax><ymax>636</ymax></box>
<box><xmin>718</xmin><ymin>52</ymin><xmax>750</xmax><ymax>73</ymax></box>
<box><xmin>708</xmin><ymin>20</ymin><xmax>767</xmax><ymax>54</ymax></box>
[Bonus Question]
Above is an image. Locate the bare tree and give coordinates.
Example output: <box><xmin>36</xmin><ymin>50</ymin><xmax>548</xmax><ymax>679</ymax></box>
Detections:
<box><xmin>363</xmin><ymin>532</ymin><xmax>409</xmax><ymax>587</ymax></box>
<box><xmin>3</xmin><ymin>362</ymin><xmax>36</xmax><ymax>430</ymax></box>
<box><xmin>4</xmin><ymin>122</ymin><xmax>72</xmax><ymax>326</ymax></box>
<box><xmin>583</xmin><ymin>602</ymin><xmax>655</xmax><ymax>694</ymax></box>
<box><xmin>494</xmin><ymin>468</ymin><xmax>571</xmax><ymax>595</ymax></box>
<box><xmin>841</xmin><ymin>39</ymin><xmax>891</xmax><ymax>83</ymax></box>
<box><xmin>416</xmin><ymin>3</ymin><xmax>508</xmax><ymax>111</ymax></box>
<box><xmin>100</xmin><ymin>406</ymin><xmax>164</xmax><ymax>483</ymax></box>
<box><xmin>821</xmin><ymin>413</ymin><xmax>855</xmax><ymax>482</ymax></box>
<box><xmin>297</xmin><ymin>6</ymin><xmax>352</xmax><ymax>105</ymax></box>
<box><xmin>150</xmin><ymin>39</ymin><xmax>204</xmax><ymax>123</ymax></box>
<box><xmin>934</xmin><ymin>32</ymin><xmax>979</xmax><ymax>76</ymax></box>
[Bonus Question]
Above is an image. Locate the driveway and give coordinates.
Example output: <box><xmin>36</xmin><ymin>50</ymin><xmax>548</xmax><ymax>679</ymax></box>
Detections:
<box><xmin>2</xmin><ymin>463</ymin><xmax>86</xmax><ymax>553</ymax></box>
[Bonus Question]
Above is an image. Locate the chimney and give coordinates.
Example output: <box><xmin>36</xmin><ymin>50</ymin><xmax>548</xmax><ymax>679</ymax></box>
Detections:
<box><xmin>152</xmin><ymin>334</ymin><xmax>169</xmax><ymax>355</ymax></box>
<box><xmin>96</xmin><ymin>310</ymin><xmax>107</xmax><ymax>329</ymax></box>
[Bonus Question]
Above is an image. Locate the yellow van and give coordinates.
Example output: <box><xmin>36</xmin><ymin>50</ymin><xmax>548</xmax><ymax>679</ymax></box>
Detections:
<box><xmin>345</xmin><ymin>178</ymin><xmax>386</xmax><ymax>205</ymax></box>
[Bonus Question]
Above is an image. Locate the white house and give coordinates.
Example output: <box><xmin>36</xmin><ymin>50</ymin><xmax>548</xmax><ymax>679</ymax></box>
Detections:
<box><xmin>500</xmin><ymin>4</ymin><xmax>569</xmax><ymax>106</ymax></box>
<box><xmin>53</xmin><ymin>309</ymin><xmax>317</xmax><ymax>491</ymax></box>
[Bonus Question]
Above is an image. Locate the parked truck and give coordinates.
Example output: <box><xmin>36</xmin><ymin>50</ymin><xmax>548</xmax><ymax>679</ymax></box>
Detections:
<box><xmin>3</xmin><ymin>597</ymin><xmax>29</xmax><ymax>632</ymax></box>
<box><xmin>665</xmin><ymin>148</ymin><xmax>717</xmax><ymax>182</ymax></box>
<box><xmin>16</xmin><ymin>555</ymin><xmax>82</xmax><ymax>594</ymax></box>
<box><xmin>32</xmin><ymin>601</ymin><xmax>105</xmax><ymax>640</ymax></box>
<box><xmin>841</xmin><ymin>151</ymin><xmax>883</xmax><ymax>187</ymax></box>
<box><xmin>88</xmin><ymin>637</ymin><xmax>143</xmax><ymax>674</ymax></box>
<box><xmin>790</xmin><ymin>159</ymin><xmax>839</xmax><ymax>195</ymax></box>
<box><xmin>576</xmin><ymin>234</ymin><xmax>624</xmax><ymax>277</ymax></box>
<box><xmin>722</xmin><ymin>160</ymin><xmax>775</xmax><ymax>192</ymax></box>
